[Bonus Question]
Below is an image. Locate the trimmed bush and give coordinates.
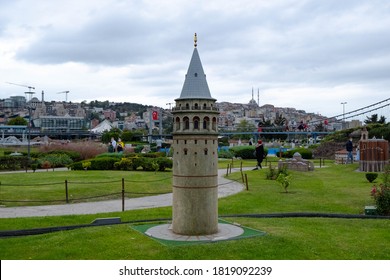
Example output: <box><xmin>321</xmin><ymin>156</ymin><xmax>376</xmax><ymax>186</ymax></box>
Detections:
<box><xmin>90</xmin><ymin>157</ymin><xmax>119</xmax><ymax>170</ymax></box>
<box><xmin>229</xmin><ymin>146</ymin><xmax>256</xmax><ymax>159</ymax></box>
<box><xmin>366</xmin><ymin>173</ymin><xmax>378</xmax><ymax>183</ymax></box>
<box><xmin>115</xmin><ymin>158</ymin><xmax>138</xmax><ymax>171</ymax></box>
<box><xmin>96</xmin><ymin>152</ymin><xmax>123</xmax><ymax>159</ymax></box>
<box><xmin>0</xmin><ymin>156</ymin><xmax>29</xmax><ymax>170</ymax></box>
<box><xmin>68</xmin><ymin>161</ymin><xmax>84</xmax><ymax>170</ymax></box>
<box><xmin>155</xmin><ymin>157</ymin><xmax>173</xmax><ymax>171</ymax></box>
<box><xmin>229</xmin><ymin>146</ymin><xmax>268</xmax><ymax>159</ymax></box>
<box><xmin>283</xmin><ymin>148</ymin><xmax>313</xmax><ymax>159</ymax></box>
<box><xmin>218</xmin><ymin>149</ymin><xmax>235</xmax><ymax>159</ymax></box>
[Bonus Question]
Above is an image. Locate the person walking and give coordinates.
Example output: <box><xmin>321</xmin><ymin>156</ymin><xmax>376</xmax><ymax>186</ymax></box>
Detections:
<box><xmin>253</xmin><ymin>140</ymin><xmax>265</xmax><ymax>170</ymax></box>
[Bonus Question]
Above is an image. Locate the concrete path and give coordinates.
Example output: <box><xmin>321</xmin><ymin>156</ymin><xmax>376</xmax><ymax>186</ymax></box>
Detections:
<box><xmin>0</xmin><ymin>168</ymin><xmax>247</xmax><ymax>218</ymax></box>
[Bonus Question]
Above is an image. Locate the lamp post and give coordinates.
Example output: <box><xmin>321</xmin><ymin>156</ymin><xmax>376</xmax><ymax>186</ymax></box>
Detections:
<box><xmin>341</xmin><ymin>102</ymin><xmax>347</xmax><ymax>128</ymax></box>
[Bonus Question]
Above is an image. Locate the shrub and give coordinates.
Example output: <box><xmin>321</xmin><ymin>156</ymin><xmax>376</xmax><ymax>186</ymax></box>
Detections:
<box><xmin>0</xmin><ymin>156</ymin><xmax>28</xmax><ymax>170</ymax></box>
<box><xmin>366</xmin><ymin>173</ymin><xmax>378</xmax><ymax>183</ymax></box>
<box><xmin>229</xmin><ymin>146</ymin><xmax>256</xmax><ymax>159</ymax></box>
<box><xmin>96</xmin><ymin>152</ymin><xmax>123</xmax><ymax>159</ymax></box>
<box><xmin>114</xmin><ymin>158</ymin><xmax>138</xmax><ymax>171</ymax></box>
<box><xmin>218</xmin><ymin>149</ymin><xmax>235</xmax><ymax>159</ymax></box>
<box><xmin>69</xmin><ymin>161</ymin><xmax>84</xmax><ymax>170</ymax></box>
<box><xmin>266</xmin><ymin>164</ymin><xmax>278</xmax><ymax>180</ymax></box>
<box><xmin>265</xmin><ymin>164</ymin><xmax>289</xmax><ymax>180</ymax></box>
<box><xmin>371</xmin><ymin>184</ymin><xmax>390</xmax><ymax>216</ymax></box>
<box><xmin>276</xmin><ymin>173</ymin><xmax>292</xmax><ymax>193</ymax></box>
<box><xmin>82</xmin><ymin>161</ymin><xmax>91</xmax><ymax>170</ymax></box>
<box><xmin>229</xmin><ymin>146</ymin><xmax>255</xmax><ymax>159</ymax></box>
<box><xmin>155</xmin><ymin>157</ymin><xmax>173</xmax><ymax>171</ymax></box>
<box><xmin>90</xmin><ymin>157</ymin><xmax>119</xmax><ymax>170</ymax></box>
<box><xmin>282</xmin><ymin>148</ymin><xmax>313</xmax><ymax>159</ymax></box>
<box><xmin>39</xmin><ymin>142</ymin><xmax>106</xmax><ymax>160</ymax></box>
<box><xmin>139</xmin><ymin>157</ymin><xmax>155</xmax><ymax>171</ymax></box>
<box><xmin>38</xmin><ymin>153</ymin><xmax>73</xmax><ymax>169</ymax></box>
<box><xmin>382</xmin><ymin>164</ymin><xmax>390</xmax><ymax>187</ymax></box>
<box><xmin>41</xmin><ymin>160</ymin><xmax>51</xmax><ymax>171</ymax></box>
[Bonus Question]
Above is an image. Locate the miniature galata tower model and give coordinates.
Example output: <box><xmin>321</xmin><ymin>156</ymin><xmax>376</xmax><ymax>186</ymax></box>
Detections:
<box><xmin>171</xmin><ymin>33</ymin><xmax>220</xmax><ymax>235</ymax></box>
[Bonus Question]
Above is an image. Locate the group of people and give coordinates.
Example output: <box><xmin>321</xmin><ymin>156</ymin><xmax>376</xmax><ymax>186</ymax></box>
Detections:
<box><xmin>108</xmin><ymin>137</ymin><xmax>124</xmax><ymax>153</ymax></box>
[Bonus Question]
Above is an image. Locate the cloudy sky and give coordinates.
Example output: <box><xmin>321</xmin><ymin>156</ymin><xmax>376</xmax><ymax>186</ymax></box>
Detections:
<box><xmin>1</xmin><ymin>0</ymin><xmax>390</xmax><ymax>119</ymax></box>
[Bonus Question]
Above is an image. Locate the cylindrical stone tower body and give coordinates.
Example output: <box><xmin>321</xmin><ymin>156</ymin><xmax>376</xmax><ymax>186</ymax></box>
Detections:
<box><xmin>172</xmin><ymin>35</ymin><xmax>220</xmax><ymax>235</ymax></box>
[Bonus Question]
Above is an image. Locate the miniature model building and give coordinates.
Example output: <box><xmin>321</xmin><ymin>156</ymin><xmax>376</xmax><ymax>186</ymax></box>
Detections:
<box><xmin>171</xmin><ymin>33</ymin><xmax>220</xmax><ymax>235</ymax></box>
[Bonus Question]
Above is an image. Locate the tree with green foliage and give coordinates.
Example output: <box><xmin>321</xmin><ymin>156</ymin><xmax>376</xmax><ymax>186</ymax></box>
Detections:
<box><xmin>101</xmin><ymin>128</ymin><xmax>122</xmax><ymax>143</ymax></box>
<box><xmin>274</xmin><ymin>114</ymin><xmax>287</xmax><ymax>126</ymax></box>
<box><xmin>233</xmin><ymin>119</ymin><xmax>256</xmax><ymax>140</ymax></box>
<box><xmin>7</xmin><ymin>116</ymin><xmax>28</xmax><ymax>126</ymax></box>
<box><xmin>364</xmin><ymin>114</ymin><xmax>386</xmax><ymax>125</ymax></box>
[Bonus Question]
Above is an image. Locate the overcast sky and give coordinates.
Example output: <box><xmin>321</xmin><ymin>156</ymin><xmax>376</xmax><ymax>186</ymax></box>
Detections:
<box><xmin>1</xmin><ymin>0</ymin><xmax>389</xmax><ymax>119</ymax></box>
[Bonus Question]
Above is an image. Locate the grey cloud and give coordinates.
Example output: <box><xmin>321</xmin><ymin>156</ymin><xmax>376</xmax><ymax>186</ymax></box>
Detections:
<box><xmin>16</xmin><ymin>11</ymin><xmax>182</xmax><ymax>65</ymax></box>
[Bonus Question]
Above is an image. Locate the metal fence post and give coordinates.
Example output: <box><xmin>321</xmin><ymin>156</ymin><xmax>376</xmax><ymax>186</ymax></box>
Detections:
<box><xmin>122</xmin><ymin>178</ymin><xmax>125</xmax><ymax>212</ymax></box>
<box><xmin>65</xmin><ymin>180</ymin><xmax>69</xmax><ymax>203</ymax></box>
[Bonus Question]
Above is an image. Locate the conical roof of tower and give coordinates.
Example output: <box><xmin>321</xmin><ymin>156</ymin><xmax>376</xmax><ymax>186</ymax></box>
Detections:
<box><xmin>176</xmin><ymin>44</ymin><xmax>215</xmax><ymax>101</ymax></box>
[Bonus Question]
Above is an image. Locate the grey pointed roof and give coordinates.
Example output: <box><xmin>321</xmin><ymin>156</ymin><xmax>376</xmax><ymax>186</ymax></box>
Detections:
<box><xmin>176</xmin><ymin>48</ymin><xmax>215</xmax><ymax>101</ymax></box>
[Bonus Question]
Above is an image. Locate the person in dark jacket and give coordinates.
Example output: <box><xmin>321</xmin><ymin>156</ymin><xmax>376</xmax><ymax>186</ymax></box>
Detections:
<box><xmin>254</xmin><ymin>140</ymin><xmax>265</xmax><ymax>170</ymax></box>
<box><xmin>346</xmin><ymin>137</ymin><xmax>353</xmax><ymax>163</ymax></box>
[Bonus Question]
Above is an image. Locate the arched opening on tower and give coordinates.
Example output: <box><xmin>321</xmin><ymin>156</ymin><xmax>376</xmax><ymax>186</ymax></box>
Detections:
<box><xmin>193</xmin><ymin>116</ymin><xmax>200</xmax><ymax>130</ymax></box>
<box><xmin>212</xmin><ymin>117</ymin><xmax>217</xmax><ymax>131</ymax></box>
<box><xmin>183</xmin><ymin>117</ymin><xmax>189</xmax><ymax>130</ymax></box>
<box><xmin>203</xmin><ymin>116</ymin><xmax>210</xmax><ymax>130</ymax></box>
<box><xmin>175</xmin><ymin>117</ymin><xmax>180</xmax><ymax>131</ymax></box>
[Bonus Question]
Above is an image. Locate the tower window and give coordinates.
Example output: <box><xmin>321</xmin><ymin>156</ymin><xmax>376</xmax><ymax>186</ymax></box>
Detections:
<box><xmin>175</xmin><ymin>117</ymin><xmax>180</xmax><ymax>131</ymax></box>
<box><xmin>193</xmin><ymin>116</ymin><xmax>200</xmax><ymax>129</ymax></box>
<box><xmin>203</xmin><ymin>116</ymin><xmax>210</xmax><ymax>130</ymax></box>
<box><xmin>184</xmin><ymin>148</ymin><xmax>188</xmax><ymax>155</ymax></box>
<box><xmin>194</xmin><ymin>73</ymin><xmax>198</xmax><ymax>77</ymax></box>
<box><xmin>183</xmin><ymin>117</ymin><xmax>189</xmax><ymax>130</ymax></box>
<box><xmin>195</xmin><ymin>140</ymin><xmax>197</xmax><ymax>144</ymax></box>
<box><xmin>204</xmin><ymin>148</ymin><xmax>208</xmax><ymax>155</ymax></box>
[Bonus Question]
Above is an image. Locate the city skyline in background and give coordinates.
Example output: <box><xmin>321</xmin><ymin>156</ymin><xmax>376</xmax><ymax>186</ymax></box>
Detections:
<box><xmin>1</xmin><ymin>0</ymin><xmax>390</xmax><ymax>121</ymax></box>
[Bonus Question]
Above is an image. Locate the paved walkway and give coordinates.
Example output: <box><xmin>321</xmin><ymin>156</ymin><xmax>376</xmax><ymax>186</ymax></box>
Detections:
<box><xmin>0</xmin><ymin>168</ymin><xmax>248</xmax><ymax>218</ymax></box>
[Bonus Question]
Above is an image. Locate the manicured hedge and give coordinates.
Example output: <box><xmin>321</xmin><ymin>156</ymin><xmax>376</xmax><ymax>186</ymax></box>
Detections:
<box><xmin>69</xmin><ymin>153</ymin><xmax>172</xmax><ymax>172</ymax></box>
<box><xmin>282</xmin><ymin>148</ymin><xmax>313</xmax><ymax>159</ymax></box>
<box><xmin>229</xmin><ymin>146</ymin><xmax>268</xmax><ymax>159</ymax></box>
<box><xmin>0</xmin><ymin>156</ymin><xmax>29</xmax><ymax>170</ymax></box>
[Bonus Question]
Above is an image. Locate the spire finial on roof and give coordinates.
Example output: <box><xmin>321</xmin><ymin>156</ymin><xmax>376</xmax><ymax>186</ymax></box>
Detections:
<box><xmin>194</xmin><ymin>33</ymin><xmax>197</xmax><ymax>48</ymax></box>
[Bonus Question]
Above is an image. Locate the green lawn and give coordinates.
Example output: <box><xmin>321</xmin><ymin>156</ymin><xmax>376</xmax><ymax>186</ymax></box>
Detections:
<box><xmin>0</xmin><ymin>170</ymin><xmax>172</xmax><ymax>206</ymax></box>
<box><xmin>0</xmin><ymin>161</ymin><xmax>389</xmax><ymax>260</ymax></box>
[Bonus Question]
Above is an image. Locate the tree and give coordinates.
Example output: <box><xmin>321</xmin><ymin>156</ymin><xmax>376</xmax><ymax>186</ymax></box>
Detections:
<box><xmin>234</xmin><ymin>119</ymin><xmax>256</xmax><ymax>140</ymax></box>
<box><xmin>364</xmin><ymin>114</ymin><xmax>386</xmax><ymax>125</ymax></box>
<box><xmin>7</xmin><ymin>116</ymin><xmax>28</xmax><ymax>126</ymax></box>
<box><xmin>274</xmin><ymin>114</ymin><xmax>287</xmax><ymax>126</ymax></box>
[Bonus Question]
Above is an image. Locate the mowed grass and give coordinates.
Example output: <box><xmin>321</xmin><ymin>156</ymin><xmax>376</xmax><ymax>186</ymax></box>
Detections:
<box><xmin>0</xmin><ymin>170</ymin><xmax>172</xmax><ymax>206</ymax></box>
<box><xmin>0</xmin><ymin>161</ymin><xmax>389</xmax><ymax>260</ymax></box>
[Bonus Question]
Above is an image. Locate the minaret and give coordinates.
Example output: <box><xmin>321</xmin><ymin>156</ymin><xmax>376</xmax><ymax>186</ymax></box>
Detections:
<box><xmin>171</xmin><ymin>33</ymin><xmax>220</xmax><ymax>235</ymax></box>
